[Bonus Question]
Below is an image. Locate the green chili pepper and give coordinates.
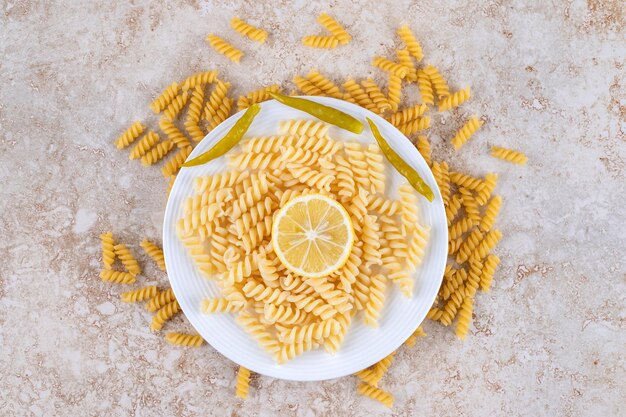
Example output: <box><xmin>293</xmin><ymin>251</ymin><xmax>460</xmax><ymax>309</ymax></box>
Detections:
<box><xmin>367</xmin><ymin>118</ymin><xmax>434</xmax><ymax>202</ymax></box>
<box><xmin>269</xmin><ymin>92</ymin><xmax>364</xmax><ymax>134</ymax></box>
<box><xmin>182</xmin><ymin>104</ymin><xmax>261</xmax><ymax>167</ymax></box>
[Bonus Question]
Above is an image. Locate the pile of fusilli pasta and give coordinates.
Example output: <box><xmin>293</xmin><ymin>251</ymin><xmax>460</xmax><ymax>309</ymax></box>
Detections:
<box><xmin>101</xmin><ymin>14</ymin><xmax>526</xmax><ymax>408</ymax></box>
<box><xmin>177</xmin><ymin>119</ymin><xmax>430</xmax><ymax>363</ymax></box>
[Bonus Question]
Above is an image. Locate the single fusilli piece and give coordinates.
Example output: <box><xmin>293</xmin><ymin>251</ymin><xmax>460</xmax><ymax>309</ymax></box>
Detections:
<box><xmin>344</xmin><ymin>142</ymin><xmax>370</xmax><ymax>191</ymax></box>
<box><xmin>302</xmin><ymin>35</ymin><xmax>339</xmax><ymax>49</ymax></box>
<box><xmin>342</xmin><ymin>78</ymin><xmax>377</xmax><ymax>111</ymax></box>
<box><xmin>100</xmin><ymin>232</ymin><xmax>116</xmax><ymax>269</ymax></box>
<box><xmin>361</xmin><ymin>215</ymin><xmax>382</xmax><ymax>267</ymax></box>
<box><xmin>141</xmin><ymin>140</ymin><xmax>174</xmax><ymax>166</ymax></box>
<box><xmin>438</xmin><ymin>87</ymin><xmax>471</xmax><ymax>112</ymax></box>
<box><xmin>431</xmin><ymin>161</ymin><xmax>451</xmax><ymax>206</ymax></box>
<box><xmin>165</xmin><ymin>332</ymin><xmax>204</xmax><ymax>347</ymax></box>
<box><xmin>357</xmin><ymin>383</ymin><xmax>394</xmax><ymax>408</ymax></box>
<box><xmin>280</xmin><ymin>319</ymin><xmax>340</xmax><ymax>344</ymax></box>
<box><xmin>364</xmin><ymin>273</ymin><xmax>387</xmax><ymax>327</ymax></box>
<box><xmin>450</xmin><ymin>172</ymin><xmax>483</xmax><ymax>190</ymax></box>
<box><xmin>387</xmin><ymin>74</ymin><xmax>402</xmax><ymax>112</ymax></box>
<box><xmin>448</xmin><ymin>217</ymin><xmax>475</xmax><ymax>240</ymax></box>
<box><xmin>398</xmin><ymin>25</ymin><xmax>424</xmax><ymax>62</ymax></box>
<box><xmin>416</xmin><ymin>69</ymin><xmax>434</xmax><ymax>105</ymax></box>
<box><xmin>237</xmin><ymin>85</ymin><xmax>279</xmax><ymax>111</ymax></box>
<box><xmin>396</xmin><ymin>116</ymin><xmax>430</xmax><ymax>136</ymax></box>
<box><xmin>181</xmin><ymin>70</ymin><xmax>219</xmax><ymax>90</ymax></box>
<box><xmin>99</xmin><ymin>269</ymin><xmax>135</xmax><ymax>284</ymax></box>
<box><xmin>163</xmin><ymin>91</ymin><xmax>190</xmax><ymax>121</ymax></box>
<box><xmin>162</xmin><ymin>146</ymin><xmax>192</xmax><ymax>178</ymax></box>
<box><xmin>146</xmin><ymin>287</ymin><xmax>176</xmax><ymax>312</ymax></box>
<box><xmin>194</xmin><ymin>170</ymin><xmax>249</xmax><ymax>194</ymax></box>
<box><xmin>203</xmin><ymin>80</ymin><xmax>233</xmax><ymax>130</ymax></box>
<box><xmin>159</xmin><ymin>118</ymin><xmax>191</xmax><ymax>149</ymax></box>
<box><xmin>456</xmin><ymin>228</ymin><xmax>484</xmax><ymax>264</ymax></box>
<box><xmin>407</xmin><ymin>224</ymin><xmax>429</xmax><ymax>271</ymax></box>
<box><xmin>396</xmin><ymin>48</ymin><xmax>417</xmax><ymax>81</ymax></box>
<box><xmin>476</xmin><ymin>173</ymin><xmax>498</xmax><ymax>206</ymax></box>
<box><xmin>372</xmin><ymin>57</ymin><xmax>408</xmax><ymax>78</ymax></box>
<box><xmin>388</xmin><ymin>104</ymin><xmax>428</xmax><ymax>127</ymax></box>
<box><xmin>230</xmin><ymin>17</ymin><xmax>268</xmax><ymax>43</ymax></box>
<box><xmin>115</xmin><ymin>121</ymin><xmax>145</xmax><ymax>150</ymax></box>
<box><xmin>140</xmin><ymin>239</ymin><xmax>166</xmax><ymax>271</ymax></box>
<box><xmin>278</xmin><ymin>119</ymin><xmax>329</xmax><ymax>138</ymax></box>
<box><xmin>361</xmin><ymin>79</ymin><xmax>391</xmax><ymax>114</ymax></box>
<box><xmin>236</xmin><ymin>311</ymin><xmax>280</xmax><ymax>354</ymax></box>
<box><xmin>366</xmin><ymin>195</ymin><xmax>399</xmax><ymax>216</ymax></box>
<box><xmin>317</xmin><ymin>13</ymin><xmax>351</xmax><ymax>45</ymax></box>
<box><xmin>120</xmin><ymin>285</ymin><xmax>158</xmax><ymax>303</ymax></box>
<box><xmin>479</xmin><ymin>195</ymin><xmax>502</xmax><ymax>232</ymax></box>
<box><xmin>185</xmin><ymin>85</ymin><xmax>205</xmax><ymax>142</ymax></box>
<box><xmin>459</xmin><ymin>187</ymin><xmax>481</xmax><ymax>224</ymax></box>
<box><xmin>113</xmin><ymin>243</ymin><xmax>141</xmax><ymax>276</ymax></box>
<box><xmin>480</xmin><ymin>254</ymin><xmax>500</xmax><ymax>291</ymax></box>
<box><xmin>446</xmin><ymin>193</ymin><xmax>463</xmax><ymax>225</ymax></box>
<box><xmin>201</xmin><ymin>298</ymin><xmax>245</xmax><ymax>313</ymax></box>
<box><xmin>424</xmin><ymin>65</ymin><xmax>450</xmax><ymax>100</ymax></box>
<box><xmin>398</xmin><ymin>184</ymin><xmax>419</xmax><ymax>225</ymax></box>
<box><xmin>416</xmin><ymin>135</ymin><xmax>432</xmax><ymax>166</ymax></box>
<box><xmin>306</xmin><ymin>71</ymin><xmax>343</xmax><ymax>99</ymax></box>
<box><xmin>455</xmin><ymin>295</ymin><xmax>474</xmax><ymax>340</ymax></box>
<box><xmin>129</xmin><ymin>131</ymin><xmax>159</xmax><ymax>159</ymax></box>
<box><xmin>235</xmin><ymin>366</ymin><xmax>251</xmax><ymax>399</ymax></box>
<box><xmin>491</xmin><ymin>146</ymin><xmax>528</xmax><ymax>165</ymax></box>
<box><xmin>451</xmin><ymin>116</ymin><xmax>483</xmax><ymax>150</ymax></box>
<box><xmin>472</xmin><ymin>229</ymin><xmax>503</xmax><ymax>260</ymax></box>
<box><xmin>151</xmin><ymin>300</ymin><xmax>181</xmax><ymax>331</ymax></box>
<box><xmin>365</xmin><ymin>144</ymin><xmax>386</xmax><ymax>194</ymax></box>
<box><xmin>150</xmin><ymin>82</ymin><xmax>179</xmax><ymax>113</ymax></box>
<box><xmin>293</xmin><ymin>75</ymin><xmax>324</xmax><ymax>96</ymax></box>
<box><xmin>206</xmin><ymin>34</ymin><xmax>244</xmax><ymax>63</ymax></box>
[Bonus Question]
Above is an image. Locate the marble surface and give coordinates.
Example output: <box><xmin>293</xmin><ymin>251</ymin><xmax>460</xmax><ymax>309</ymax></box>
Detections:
<box><xmin>1</xmin><ymin>1</ymin><xmax>624</xmax><ymax>416</ymax></box>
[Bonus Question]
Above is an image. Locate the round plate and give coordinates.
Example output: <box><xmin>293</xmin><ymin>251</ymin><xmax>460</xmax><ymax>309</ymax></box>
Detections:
<box><xmin>163</xmin><ymin>97</ymin><xmax>447</xmax><ymax>381</ymax></box>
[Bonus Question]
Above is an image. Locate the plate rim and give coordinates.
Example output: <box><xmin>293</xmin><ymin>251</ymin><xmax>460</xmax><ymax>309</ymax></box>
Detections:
<box><xmin>163</xmin><ymin>96</ymin><xmax>448</xmax><ymax>381</ymax></box>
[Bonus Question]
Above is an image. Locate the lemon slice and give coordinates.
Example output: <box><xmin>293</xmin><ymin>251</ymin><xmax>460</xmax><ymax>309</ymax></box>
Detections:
<box><xmin>272</xmin><ymin>194</ymin><xmax>354</xmax><ymax>278</ymax></box>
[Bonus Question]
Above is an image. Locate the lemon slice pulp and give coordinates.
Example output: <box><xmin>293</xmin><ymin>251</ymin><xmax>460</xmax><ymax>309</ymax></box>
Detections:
<box><xmin>272</xmin><ymin>194</ymin><xmax>354</xmax><ymax>278</ymax></box>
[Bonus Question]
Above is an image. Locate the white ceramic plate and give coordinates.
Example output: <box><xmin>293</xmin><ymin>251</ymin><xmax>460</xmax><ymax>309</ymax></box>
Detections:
<box><xmin>163</xmin><ymin>97</ymin><xmax>447</xmax><ymax>381</ymax></box>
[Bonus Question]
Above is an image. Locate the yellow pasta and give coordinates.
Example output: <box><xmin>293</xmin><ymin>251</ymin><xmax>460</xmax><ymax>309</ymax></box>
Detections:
<box><xmin>293</xmin><ymin>75</ymin><xmax>324</xmax><ymax>96</ymax></box>
<box><xmin>302</xmin><ymin>35</ymin><xmax>339</xmax><ymax>49</ymax></box>
<box><xmin>361</xmin><ymin>79</ymin><xmax>391</xmax><ymax>114</ymax></box>
<box><xmin>317</xmin><ymin>13</ymin><xmax>351</xmax><ymax>45</ymax></box>
<box><xmin>395</xmin><ymin>49</ymin><xmax>417</xmax><ymax>82</ymax></box>
<box><xmin>237</xmin><ymin>85</ymin><xmax>279</xmax><ymax>111</ymax></box>
<box><xmin>163</xmin><ymin>91</ymin><xmax>189</xmax><ymax>121</ymax></box>
<box><xmin>146</xmin><ymin>287</ymin><xmax>176</xmax><ymax>312</ymax></box>
<box><xmin>491</xmin><ymin>146</ymin><xmax>528</xmax><ymax>165</ymax></box>
<box><xmin>388</xmin><ymin>104</ymin><xmax>428</xmax><ymax>127</ymax></box>
<box><xmin>424</xmin><ymin>65</ymin><xmax>450</xmax><ymax>99</ymax></box>
<box><xmin>100</xmin><ymin>232</ymin><xmax>116</xmax><ymax>270</ymax></box>
<box><xmin>113</xmin><ymin>243</ymin><xmax>141</xmax><ymax>276</ymax></box>
<box><xmin>456</xmin><ymin>228</ymin><xmax>484</xmax><ymax>264</ymax></box>
<box><xmin>479</xmin><ymin>195</ymin><xmax>502</xmax><ymax>232</ymax></box>
<box><xmin>185</xmin><ymin>85</ymin><xmax>205</xmax><ymax>142</ymax></box>
<box><xmin>121</xmin><ymin>286</ymin><xmax>158</xmax><ymax>303</ymax></box>
<box><xmin>476</xmin><ymin>173</ymin><xmax>498</xmax><ymax>206</ymax></box>
<box><xmin>472</xmin><ymin>229</ymin><xmax>502</xmax><ymax>260</ymax></box>
<box><xmin>372</xmin><ymin>57</ymin><xmax>408</xmax><ymax>78</ymax></box>
<box><xmin>141</xmin><ymin>140</ymin><xmax>174</xmax><ymax>166</ymax></box>
<box><xmin>357</xmin><ymin>383</ymin><xmax>394</xmax><ymax>408</ymax></box>
<box><xmin>342</xmin><ymin>79</ymin><xmax>377</xmax><ymax>111</ymax></box>
<box><xmin>450</xmin><ymin>172</ymin><xmax>483</xmax><ymax>190</ymax></box>
<box><xmin>448</xmin><ymin>217</ymin><xmax>475</xmax><ymax>240</ymax></box>
<box><xmin>480</xmin><ymin>254</ymin><xmax>500</xmax><ymax>291</ymax></box>
<box><xmin>416</xmin><ymin>135</ymin><xmax>432</xmax><ymax>166</ymax></box>
<box><xmin>445</xmin><ymin>193</ymin><xmax>463</xmax><ymax>226</ymax></box>
<box><xmin>279</xmin><ymin>119</ymin><xmax>329</xmax><ymax>138</ymax></box>
<box><xmin>387</xmin><ymin>74</ymin><xmax>402</xmax><ymax>112</ymax></box>
<box><xmin>206</xmin><ymin>34</ymin><xmax>244</xmax><ymax>63</ymax></box>
<box><xmin>451</xmin><ymin>116</ymin><xmax>483</xmax><ymax>150</ymax></box>
<box><xmin>455</xmin><ymin>296</ymin><xmax>473</xmax><ymax>340</ymax></box>
<box><xmin>140</xmin><ymin>239</ymin><xmax>166</xmax><ymax>271</ymax></box>
<box><xmin>162</xmin><ymin>146</ymin><xmax>193</xmax><ymax>178</ymax></box>
<box><xmin>459</xmin><ymin>187</ymin><xmax>481</xmax><ymax>223</ymax></box>
<box><xmin>165</xmin><ymin>332</ymin><xmax>205</xmax><ymax>347</ymax></box>
<box><xmin>114</xmin><ymin>121</ymin><xmax>145</xmax><ymax>150</ymax></box>
<box><xmin>404</xmin><ymin>326</ymin><xmax>427</xmax><ymax>347</ymax></box>
<box><xmin>364</xmin><ymin>274</ymin><xmax>386</xmax><ymax>327</ymax></box>
<box><xmin>129</xmin><ymin>131</ymin><xmax>159</xmax><ymax>160</ymax></box>
<box><xmin>181</xmin><ymin>70</ymin><xmax>219</xmax><ymax>90</ymax></box>
<box><xmin>203</xmin><ymin>80</ymin><xmax>232</xmax><ymax>126</ymax></box>
<box><xmin>438</xmin><ymin>87</ymin><xmax>471</xmax><ymax>112</ymax></box>
<box><xmin>150</xmin><ymin>300</ymin><xmax>181</xmax><ymax>331</ymax></box>
<box><xmin>99</xmin><ymin>269</ymin><xmax>135</xmax><ymax>284</ymax></box>
<box><xmin>306</xmin><ymin>71</ymin><xmax>343</xmax><ymax>99</ymax></box>
<box><xmin>159</xmin><ymin>118</ymin><xmax>191</xmax><ymax>149</ymax></box>
<box><xmin>150</xmin><ymin>82</ymin><xmax>180</xmax><ymax>113</ymax></box>
<box><xmin>396</xmin><ymin>116</ymin><xmax>430</xmax><ymax>136</ymax></box>
<box><xmin>235</xmin><ymin>366</ymin><xmax>251</xmax><ymax>399</ymax></box>
<box><xmin>416</xmin><ymin>69</ymin><xmax>434</xmax><ymax>105</ymax></box>
<box><xmin>230</xmin><ymin>17</ymin><xmax>268</xmax><ymax>43</ymax></box>
<box><xmin>397</xmin><ymin>25</ymin><xmax>424</xmax><ymax>62</ymax></box>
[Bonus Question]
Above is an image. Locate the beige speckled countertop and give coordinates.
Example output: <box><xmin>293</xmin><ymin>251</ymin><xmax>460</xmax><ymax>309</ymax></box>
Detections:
<box><xmin>1</xmin><ymin>1</ymin><xmax>625</xmax><ymax>416</ymax></box>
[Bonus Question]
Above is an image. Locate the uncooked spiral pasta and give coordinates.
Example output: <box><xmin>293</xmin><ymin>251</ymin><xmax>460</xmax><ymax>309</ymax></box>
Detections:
<box><xmin>416</xmin><ymin>135</ymin><xmax>432</xmax><ymax>166</ymax></box>
<box><xmin>150</xmin><ymin>82</ymin><xmax>180</xmax><ymax>113</ymax></box>
<box><xmin>407</xmin><ymin>224</ymin><xmax>429</xmax><ymax>271</ymax></box>
<box><xmin>230</xmin><ymin>17</ymin><xmax>268</xmax><ymax>43</ymax></box>
<box><xmin>279</xmin><ymin>319</ymin><xmax>340</xmax><ymax>344</ymax></box>
<box><xmin>181</xmin><ymin>70</ymin><xmax>218</xmax><ymax>90</ymax></box>
<box><xmin>163</xmin><ymin>91</ymin><xmax>190</xmax><ymax>121</ymax></box>
<box><xmin>343</xmin><ymin>142</ymin><xmax>370</xmax><ymax>191</ymax></box>
<box><xmin>203</xmin><ymin>80</ymin><xmax>231</xmax><ymax>122</ymax></box>
<box><xmin>361</xmin><ymin>215</ymin><xmax>382</xmax><ymax>267</ymax></box>
<box><xmin>146</xmin><ymin>287</ymin><xmax>176</xmax><ymax>312</ymax></box>
<box><xmin>162</xmin><ymin>146</ymin><xmax>192</xmax><ymax>178</ymax></box>
<box><xmin>395</xmin><ymin>49</ymin><xmax>417</xmax><ymax>81</ymax></box>
<box><xmin>459</xmin><ymin>187</ymin><xmax>480</xmax><ymax>223</ymax></box>
<box><xmin>397</xmin><ymin>25</ymin><xmax>424</xmax><ymax>62</ymax></box>
<box><xmin>120</xmin><ymin>285</ymin><xmax>158</xmax><ymax>303</ymax></box>
<box><xmin>448</xmin><ymin>217</ymin><xmax>475</xmax><ymax>240</ymax></box>
<box><xmin>431</xmin><ymin>161</ymin><xmax>451</xmax><ymax>206</ymax></box>
<box><xmin>113</xmin><ymin>243</ymin><xmax>141</xmax><ymax>276</ymax></box>
<box><xmin>206</xmin><ymin>34</ymin><xmax>244</xmax><ymax>63</ymax></box>
<box><xmin>317</xmin><ymin>13</ymin><xmax>351</xmax><ymax>45</ymax></box>
<box><xmin>451</xmin><ymin>116</ymin><xmax>483</xmax><ymax>150</ymax></box>
<box><xmin>194</xmin><ymin>170</ymin><xmax>249</xmax><ymax>194</ymax></box>
<box><xmin>201</xmin><ymin>298</ymin><xmax>246</xmax><ymax>313</ymax></box>
<box><xmin>236</xmin><ymin>310</ymin><xmax>280</xmax><ymax>354</ymax></box>
<box><xmin>140</xmin><ymin>239</ymin><xmax>166</xmax><ymax>271</ymax></box>
<box><xmin>99</xmin><ymin>269</ymin><xmax>135</xmax><ymax>284</ymax></box>
<box><xmin>456</xmin><ymin>228</ymin><xmax>484</xmax><ymax>264</ymax></box>
<box><xmin>100</xmin><ymin>232</ymin><xmax>116</xmax><ymax>269</ymax></box>
<box><xmin>361</xmin><ymin>79</ymin><xmax>391</xmax><ymax>114</ymax></box>
<box><xmin>342</xmin><ymin>78</ymin><xmax>377</xmax><ymax>111</ymax></box>
<box><xmin>479</xmin><ymin>195</ymin><xmax>502</xmax><ymax>232</ymax></box>
<box><xmin>398</xmin><ymin>184</ymin><xmax>419</xmax><ymax>225</ymax></box>
<box><xmin>454</xmin><ymin>296</ymin><xmax>473</xmax><ymax>340</ymax></box>
<box><xmin>151</xmin><ymin>300</ymin><xmax>181</xmax><ymax>331</ymax></box>
<box><xmin>416</xmin><ymin>69</ymin><xmax>435</xmax><ymax>105</ymax></box>
<box><xmin>480</xmin><ymin>254</ymin><xmax>500</xmax><ymax>291</ymax></box>
<box><xmin>279</xmin><ymin>119</ymin><xmax>329</xmax><ymax>138</ymax></box>
<box><xmin>185</xmin><ymin>85</ymin><xmax>205</xmax><ymax>142</ymax></box>
<box><xmin>165</xmin><ymin>332</ymin><xmax>205</xmax><ymax>347</ymax></box>
<box><xmin>388</xmin><ymin>104</ymin><xmax>428</xmax><ymax>127</ymax></box>
<box><xmin>281</xmin><ymin>147</ymin><xmax>321</xmax><ymax>169</ymax></box>
<box><xmin>159</xmin><ymin>118</ymin><xmax>190</xmax><ymax>149</ymax></box>
<box><xmin>141</xmin><ymin>140</ymin><xmax>174</xmax><ymax>166</ymax></box>
<box><xmin>438</xmin><ymin>87</ymin><xmax>471</xmax><ymax>112</ymax></box>
<box><xmin>357</xmin><ymin>383</ymin><xmax>394</xmax><ymax>408</ymax></box>
<box><xmin>301</xmin><ymin>35</ymin><xmax>339</xmax><ymax>49</ymax></box>
<box><xmin>445</xmin><ymin>193</ymin><xmax>463</xmax><ymax>225</ymax></box>
<box><xmin>305</xmin><ymin>71</ymin><xmax>343</xmax><ymax>99</ymax></box>
<box><xmin>235</xmin><ymin>366</ymin><xmax>251</xmax><ymax>399</ymax></box>
<box><xmin>128</xmin><ymin>131</ymin><xmax>159</xmax><ymax>160</ymax></box>
<box><xmin>114</xmin><ymin>121</ymin><xmax>145</xmax><ymax>150</ymax></box>
<box><xmin>387</xmin><ymin>74</ymin><xmax>402</xmax><ymax>112</ymax></box>
<box><xmin>293</xmin><ymin>76</ymin><xmax>324</xmax><ymax>96</ymax></box>
<box><xmin>263</xmin><ymin>303</ymin><xmax>308</xmax><ymax>325</ymax></box>
<box><xmin>237</xmin><ymin>85</ymin><xmax>279</xmax><ymax>111</ymax></box>
<box><xmin>404</xmin><ymin>326</ymin><xmax>426</xmax><ymax>347</ymax></box>
<box><xmin>476</xmin><ymin>173</ymin><xmax>498</xmax><ymax>206</ymax></box>
<box><xmin>439</xmin><ymin>285</ymin><xmax>465</xmax><ymax>326</ymax></box>
<box><xmin>364</xmin><ymin>274</ymin><xmax>386</xmax><ymax>327</ymax></box>
<box><xmin>366</xmin><ymin>195</ymin><xmax>399</xmax><ymax>216</ymax></box>
<box><xmin>396</xmin><ymin>116</ymin><xmax>430</xmax><ymax>136</ymax></box>
<box><xmin>472</xmin><ymin>229</ymin><xmax>502</xmax><ymax>260</ymax></box>
<box><xmin>364</xmin><ymin>144</ymin><xmax>386</xmax><ymax>194</ymax></box>
<box><xmin>372</xmin><ymin>57</ymin><xmax>408</xmax><ymax>78</ymax></box>
<box><xmin>424</xmin><ymin>65</ymin><xmax>450</xmax><ymax>99</ymax></box>
<box><xmin>491</xmin><ymin>146</ymin><xmax>528</xmax><ymax>165</ymax></box>
<box><xmin>450</xmin><ymin>172</ymin><xmax>483</xmax><ymax>190</ymax></box>
<box><xmin>464</xmin><ymin>257</ymin><xmax>483</xmax><ymax>297</ymax></box>
<box><xmin>229</xmin><ymin>151</ymin><xmax>281</xmax><ymax>171</ymax></box>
